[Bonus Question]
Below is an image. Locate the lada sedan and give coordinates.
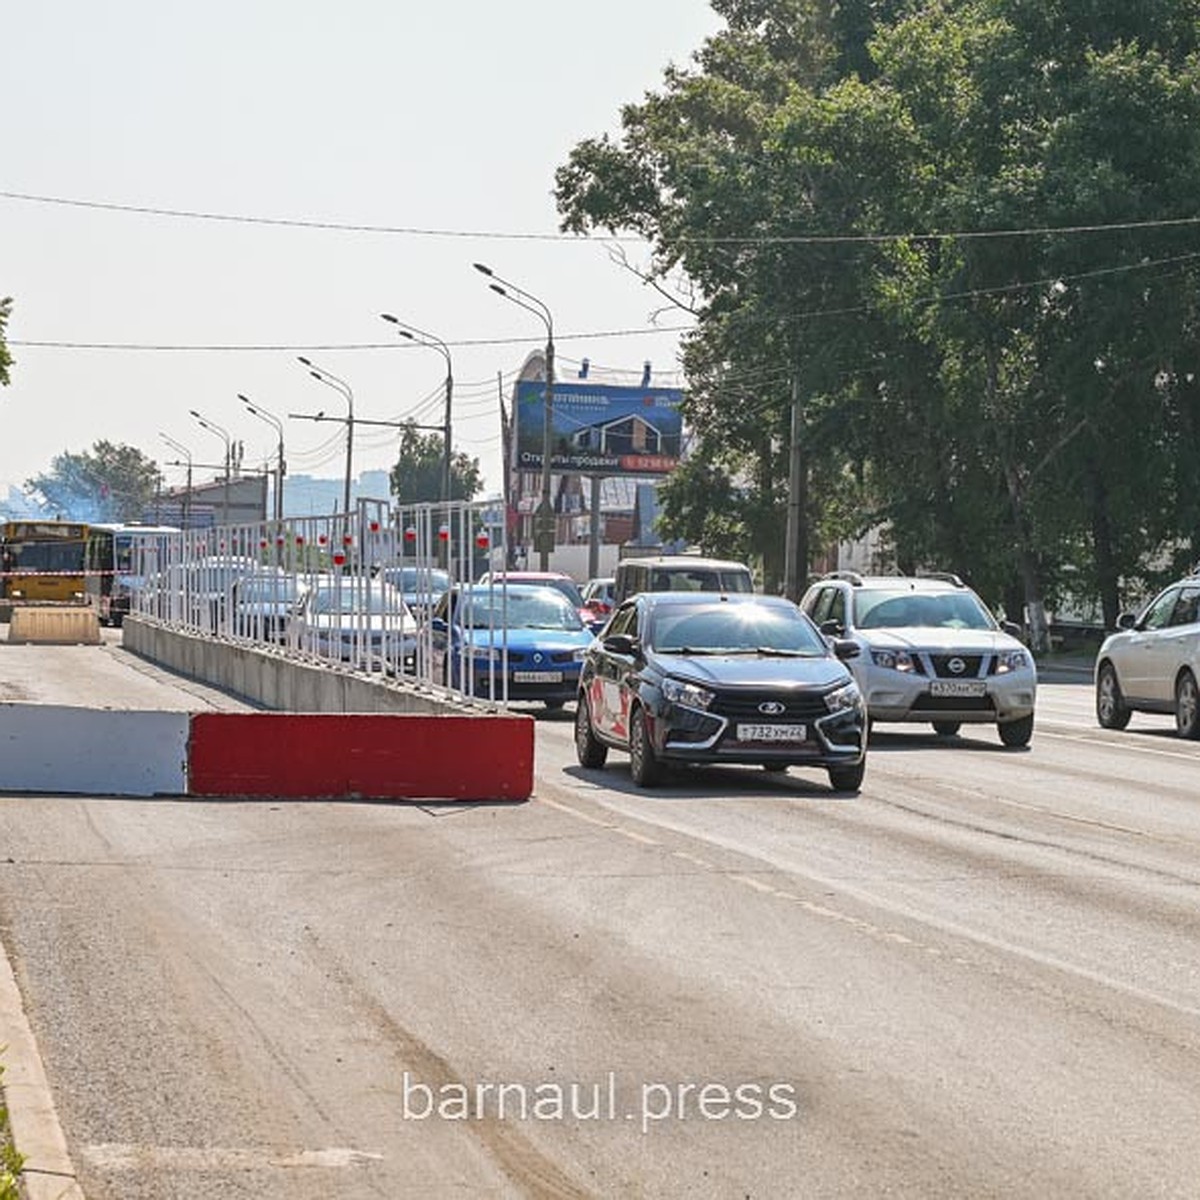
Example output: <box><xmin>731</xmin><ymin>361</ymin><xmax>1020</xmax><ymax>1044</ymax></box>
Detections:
<box><xmin>575</xmin><ymin>592</ymin><xmax>866</xmax><ymax>791</ymax></box>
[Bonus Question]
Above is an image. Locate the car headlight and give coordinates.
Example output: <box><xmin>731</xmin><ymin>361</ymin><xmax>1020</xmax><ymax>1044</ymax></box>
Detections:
<box><xmin>871</xmin><ymin>648</ymin><xmax>918</xmax><ymax>672</ymax></box>
<box><xmin>995</xmin><ymin>648</ymin><xmax>1030</xmax><ymax>674</ymax></box>
<box><xmin>472</xmin><ymin>645</ymin><xmax>501</xmax><ymax>661</ymax></box>
<box><xmin>825</xmin><ymin>680</ymin><xmax>862</xmax><ymax>713</ymax></box>
<box><xmin>661</xmin><ymin>677</ymin><xmax>715</xmax><ymax>710</ymax></box>
<box><xmin>572</xmin><ymin>647</ymin><xmax>588</xmax><ymax>662</ymax></box>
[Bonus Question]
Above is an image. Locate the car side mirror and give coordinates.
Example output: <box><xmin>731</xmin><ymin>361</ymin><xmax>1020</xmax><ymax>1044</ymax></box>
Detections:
<box><xmin>430</xmin><ymin>617</ymin><xmax>448</xmax><ymax>633</ymax></box>
<box><xmin>832</xmin><ymin>638</ymin><xmax>860</xmax><ymax>661</ymax></box>
<box><xmin>1000</xmin><ymin>620</ymin><xmax>1024</xmax><ymax>639</ymax></box>
<box><xmin>603</xmin><ymin>633</ymin><xmax>638</xmax><ymax>656</ymax></box>
<box><xmin>820</xmin><ymin>618</ymin><xmax>844</xmax><ymax>637</ymax></box>
<box><xmin>1116</xmin><ymin>612</ymin><xmax>1137</xmax><ymax>631</ymax></box>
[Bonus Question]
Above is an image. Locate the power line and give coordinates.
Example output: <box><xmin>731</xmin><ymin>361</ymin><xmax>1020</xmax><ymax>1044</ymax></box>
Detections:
<box><xmin>5</xmin><ymin>186</ymin><xmax>1200</xmax><ymax>245</ymax></box>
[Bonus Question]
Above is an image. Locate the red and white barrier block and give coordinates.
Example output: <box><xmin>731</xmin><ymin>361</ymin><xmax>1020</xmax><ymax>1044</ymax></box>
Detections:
<box><xmin>0</xmin><ymin>707</ymin><xmax>533</xmax><ymax>801</ymax></box>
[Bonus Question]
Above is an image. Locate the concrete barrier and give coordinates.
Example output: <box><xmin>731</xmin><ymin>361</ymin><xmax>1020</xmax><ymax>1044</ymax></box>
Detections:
<box><xmin>189</xmin><ymin>713</ymin><xmax>533</xmax><ymax>801</ymax></box>
<box><xmin>8</xmin><ymin>605</ymin><xmax>101</xmax><ymax>645</ymax></box>
<box><xmin>0</xmin><ymin>704</ymin><xmax>189</xmax><ymax>796</ymax></box>
<box><xmin>123</xmin><ymin>616</ymin><xmax>460</xmax><ymax>715</ymax></box>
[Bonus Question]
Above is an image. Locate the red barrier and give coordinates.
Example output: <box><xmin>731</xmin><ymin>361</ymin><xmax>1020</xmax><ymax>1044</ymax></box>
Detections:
<box><xmin>188</xmin><ymin>713</ymin><xmax>533</xmax><ymax>801</ymax></box>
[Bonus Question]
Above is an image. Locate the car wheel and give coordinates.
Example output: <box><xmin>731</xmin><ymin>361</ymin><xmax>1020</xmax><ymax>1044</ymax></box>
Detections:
<box><xmin>827</xmin><ymin>760</ymin><xmax>865</xmax><ymax>793</ymax></box>
<box><xmin>544</xmin><ymin>699</ymin><xmax>566</xmax><ymax>712</ymax></box>
<box><xmin>1175</xmin><ymin>671</ymin><xmax>1200</xmax><ymax>739</ymax></box>
<box><xmin>932</xmin><ymin>721</ymin><xmax>961</xmax><ymax>737</ymax></box>
<box><xmin>1095</xmin><ymin>662</ymin><xmax>1132</xmax><ymax>730</ymax></box>
<box><xmin>574</xmin><ymin>696</ymin><xmax>608</xmax><ymax>768</ymax></box>
<box><xmin>998</xmin><ymin>714</ymin><xmax>1034</xmax><ymax>748</ymax></box>
<box><xmin>762</xmin><ymin>763</ymin><xmax>789</xmax><ymax>774</ymax></box>
<box><xmin>628</xmin><ymin>707</ymin><xmax>662</xmax><ymax>787</ymax></box>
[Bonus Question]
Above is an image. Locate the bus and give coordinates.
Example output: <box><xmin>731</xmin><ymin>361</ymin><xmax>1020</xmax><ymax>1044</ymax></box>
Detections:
<box><xmin>0</xmin><ymin>520</ymin><xmax>90</xmax><ymax>604</ymax></box>
<box><xmin>84</xmin><ymin>523</ymin><xmax>181</xmax><ymax>625</ymax></box>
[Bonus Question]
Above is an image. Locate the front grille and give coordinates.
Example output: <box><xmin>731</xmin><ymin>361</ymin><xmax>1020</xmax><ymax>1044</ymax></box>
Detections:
<box><xmin>912</xmin><ymin>695</ymin><xmax>995</xmax><ymax>713</ymax></box>
<box><xmin>929</xmin><ymin>654</ymin><xmax>984</xmax><ymax>679</ymax></box>
<box><xmin>710</xmin><ymin>690</ymin><xmax>830</xmax><ymax>721</ymax></box>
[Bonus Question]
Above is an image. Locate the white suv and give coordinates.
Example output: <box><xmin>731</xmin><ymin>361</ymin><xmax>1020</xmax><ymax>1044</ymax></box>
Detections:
<box><xmin>1094</xmin><ymin>574</ymin><xmax>1200</xmax><ymax>737</ymax></box>
<box><xmin>800</xmin><ymin>572</ymin><xmax>1037</xmax><ymax>746</ymax></box>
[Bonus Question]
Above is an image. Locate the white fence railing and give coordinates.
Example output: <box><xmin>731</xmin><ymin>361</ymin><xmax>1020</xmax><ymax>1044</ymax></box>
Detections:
<box><xmin>129</xmin><ymin>498</ymin><xmax>517</xmax><ymax>705</ymax></box>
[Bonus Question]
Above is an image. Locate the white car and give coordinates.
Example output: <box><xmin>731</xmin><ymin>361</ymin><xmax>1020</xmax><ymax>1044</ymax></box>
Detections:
<box><xmin>1094</xmin><ymin>575</ymin><xmax>1200</xmax><ymax>737</ymax></box>
<box><xmin>800</xmin><ymin>572</ymin><xmax>1037</xmax><ymax>746</ymax></box>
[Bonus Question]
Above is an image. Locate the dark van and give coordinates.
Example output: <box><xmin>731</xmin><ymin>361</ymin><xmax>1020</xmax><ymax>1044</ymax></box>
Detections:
<box><xmin>613</xmin><ymin>556</ymin><xmax>755</xmax><ymax>604</ymax></box>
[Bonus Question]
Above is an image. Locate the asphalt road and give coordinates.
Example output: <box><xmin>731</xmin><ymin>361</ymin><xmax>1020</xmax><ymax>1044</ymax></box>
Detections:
<box><xmin>1</xmin><ymin>651</ymin><xmax>1198</xmax><ymax>1197</ymax></box>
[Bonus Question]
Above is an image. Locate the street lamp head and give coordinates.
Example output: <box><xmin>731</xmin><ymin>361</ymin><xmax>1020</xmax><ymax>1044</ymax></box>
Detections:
<box><xmin>489</xmin><ymin>283</ymin><xmax>507</xmax><ymax>298</ymax></box>
<box><xmin>237</xmin><ymin>393</ymin><xmax>251</xmax><ymax>404</ymax></box>
<box><xmin>297</xmin><ymin>356</ymin><xmax>313</xmax><ymax>367</ymax></box>
<box><xmin>309</xmin><ymin>370</ymin><xmax>322</xmax><ymax>382</ymax></box>
<box><xmin>188</xmin><ymin>409</ymin><xmax>201</xmax><ymax>419</ymax></box>
<box><xmin>472</xmin><ymin>262</ymin><xmax>494</xmax><ymax>277</ymax></box>
<box><xmin>380</xmin><ymin>313</ymin><xmax>398</xmax><ymax>324</ymax></box>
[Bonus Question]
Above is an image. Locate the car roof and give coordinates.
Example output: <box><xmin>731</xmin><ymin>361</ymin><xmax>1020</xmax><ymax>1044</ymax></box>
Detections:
<box><xmin>818</xmin><ymin>573</ymin><xmax>969</xmax><ymax>592</ymax></box>
<box><xmin>620</xmin><ymin>556</ymin><xmax>749</xmax><ymax>570</ymax></box>
<box><xmin>488</xmin><ymin>571</ymin><xmax>573</xmax><ymax>580</ymax></box>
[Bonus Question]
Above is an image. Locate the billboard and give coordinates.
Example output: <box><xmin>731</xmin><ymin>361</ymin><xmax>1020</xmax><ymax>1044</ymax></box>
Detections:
<box><xmin>514</xmin><ymin>381</ymin><xmax>684</xmax><ymax>475</ymax></box>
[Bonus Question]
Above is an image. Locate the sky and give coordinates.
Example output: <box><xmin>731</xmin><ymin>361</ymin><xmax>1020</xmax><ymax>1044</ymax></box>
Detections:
<box><xmin>1</xmin><ymin>1</ymin><xmax>723</xmax><ymax>503</ymax></box>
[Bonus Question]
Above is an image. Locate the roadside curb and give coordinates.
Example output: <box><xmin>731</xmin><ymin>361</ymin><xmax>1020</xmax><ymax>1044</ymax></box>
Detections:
<box><xmin>0</xmin><ymin>942</ymin><xmax>85</xmax><ymax>1199</ymax></box>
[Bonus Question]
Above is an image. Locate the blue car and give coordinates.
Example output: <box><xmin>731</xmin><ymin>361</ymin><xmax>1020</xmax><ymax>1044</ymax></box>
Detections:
<box><xmin>430</xmin><ymin>583</ymin><xmax>594</xmax><ymax>708</ymax></box>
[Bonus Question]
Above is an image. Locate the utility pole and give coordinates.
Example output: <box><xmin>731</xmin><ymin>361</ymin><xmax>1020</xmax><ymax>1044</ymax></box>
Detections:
<box><xmin>783</xmin><ymin>368</ymin><xmax>806</xmax><ymax>601</ymax></box>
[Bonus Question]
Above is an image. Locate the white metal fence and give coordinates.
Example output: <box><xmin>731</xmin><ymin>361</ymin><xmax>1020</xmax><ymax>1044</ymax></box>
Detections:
<box><xmin>130</xmin><ymin>498</ymin><xmax>519</xmax><ymax>705</ymax></box>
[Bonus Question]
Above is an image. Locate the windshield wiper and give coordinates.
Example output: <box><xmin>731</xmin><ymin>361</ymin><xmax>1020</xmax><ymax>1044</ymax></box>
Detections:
<box><xmin>754</xmin><ymin>646</ymin><xmax>810</xmax><ymax>657</ymax></box>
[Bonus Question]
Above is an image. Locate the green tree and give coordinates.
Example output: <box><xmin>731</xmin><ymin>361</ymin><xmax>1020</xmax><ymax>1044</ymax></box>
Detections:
<box><xmin>26</xmin><ymin>441</ymin><xmax>163</xmax><ymax>522</ymax></box>
<box><xmin>0</xmin><ymin>297</ymin><xmax>13</xmax><ymax>387</ymax></box>
<box><xmin>389</xmin><ymin>423</ymin><xmax>482</xmax><ymax>505</ymax></box>
<box><xmin>557</xmin><ymin>0</ymin><xmax>1200</xmax><ymax>637</ymax></box>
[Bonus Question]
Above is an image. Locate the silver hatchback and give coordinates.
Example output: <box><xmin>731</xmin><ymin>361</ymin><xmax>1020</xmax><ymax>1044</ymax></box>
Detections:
<box><xmin>800</xmin><ymin>572</ymin><xmax>1037</xmax><ymax>746</ymax></box>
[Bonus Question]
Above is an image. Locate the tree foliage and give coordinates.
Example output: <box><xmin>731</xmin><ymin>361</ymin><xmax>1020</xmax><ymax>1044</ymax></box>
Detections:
<box><xmin>25</xmin><ymin>441</ymin><xmax>164</xmax><ymax>523</ymax></box>
<box><xmin>0</xmin><ymin>297</ymin><xmax>13</xmax><ymax>388</ymax></box>
<box><xmin>389</xmin><ymin>423</ymin><xmax>483</xmax><ymax>506</ymax></box>
<box><xmin>556</xmin><ymin>0</ymin><xmax>1200</xmax><ymax>632</ymax></box>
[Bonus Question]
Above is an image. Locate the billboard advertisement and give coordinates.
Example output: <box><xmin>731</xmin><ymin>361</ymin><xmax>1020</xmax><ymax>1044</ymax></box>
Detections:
<box><xmin>514</xmin><ymin>381</ymin><xmax>684</xmax><ymax>475</ymax></box>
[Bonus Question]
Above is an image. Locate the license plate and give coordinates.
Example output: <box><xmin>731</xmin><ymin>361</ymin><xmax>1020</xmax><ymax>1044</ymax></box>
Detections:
<box><xmin>736</xmin><ymin>723</ymin><xmax>808</xmax><ymax>743</ymax></box>
<box><xmin>929</xmin><ymin>681</ymin><xmax>987</xmax><ymax>697</ymax></box>
<box><xmin>513</xmin><ymin>670</ymin><xmax>563</xmax><ymax>683</ymax></box>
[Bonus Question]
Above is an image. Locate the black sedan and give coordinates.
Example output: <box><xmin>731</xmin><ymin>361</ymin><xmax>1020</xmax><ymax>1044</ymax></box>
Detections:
<box><xmin>575</xmin><ymin>592</ymin><xmax>867</xmax><ymax>791</ymax></box>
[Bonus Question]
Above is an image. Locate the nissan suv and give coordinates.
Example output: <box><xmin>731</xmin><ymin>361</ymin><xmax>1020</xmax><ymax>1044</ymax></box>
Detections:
<box><xmin>800</xmin><ymin>572</ymin><xmax>1037</xmax><ymax>746</ymax></box>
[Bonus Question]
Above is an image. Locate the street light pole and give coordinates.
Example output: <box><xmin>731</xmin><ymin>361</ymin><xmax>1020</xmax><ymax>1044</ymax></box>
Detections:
<box><xmin>474</xmin><ymin>263</ymin><xmax>555</xmax><ymax>570</ymax></box>
<box><xmin>297</xmin><ymin>358</ymin><xmax>354</xmax><ymax>514</ymax></box>
<box><xmin>238</xmin><ymin>393</ymin><xmax>286</xmax><ymax>522</ymax></box>
<box><xmin>158</xmin><ymin>432</ymin><xmax>193</xmax><ymax>528</ymax></box>
<box><xmin>188</xmin><ymin>409</ymin><xmax>233</xmax><ymax>526</ymax></box>
<box><xmin>379</xmin><ymin>314</ymin><xmax>453</xmax><ymax>505</ymax></box>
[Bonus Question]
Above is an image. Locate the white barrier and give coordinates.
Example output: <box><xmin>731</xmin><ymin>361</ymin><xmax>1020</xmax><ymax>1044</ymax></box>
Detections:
<box><xmin>0</xmin><ymin>704</ymin><xmax>189</xmax><ymax>796</ymax></box>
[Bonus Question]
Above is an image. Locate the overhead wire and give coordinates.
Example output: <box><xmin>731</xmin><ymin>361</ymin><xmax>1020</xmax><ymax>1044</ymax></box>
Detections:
<box><xmin>5</xmin><ymin>186</ymin><xmax>1200</xmax><ymax>245</ymax></box>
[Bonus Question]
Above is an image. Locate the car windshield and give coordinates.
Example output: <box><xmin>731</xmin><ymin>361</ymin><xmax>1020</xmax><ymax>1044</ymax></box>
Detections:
<box><xmin>236</xmin><ymin>577</ymin><xmax>302</xmax><ymax>603</ymax></box>
<box><xmin>312</xmin><ymin>585</ymin><xmax>406</xmax><ymax>616</ymax></box>
<box><xmin>854</xmin><ymin>589</ymin><xmax>995</xmax><ymax>630</ymax></box>
<box><xmin>455</xmin><ymin>588</ymin><xmax>584</xmax><ymax>631</ymax></box>
<box><xmin>649</xmin><ymin>603</ymin><xmax>827</xmax><ymax>655</ymax></box>
<box><xmin>492</xmin><ymin>576</ymin><xmax>585</xmax><ymax>608</ymax></box>
<box><xmin>392</xmin><ymin>567</ymin><xmax>449</xmax><ymax>593</ymax></box>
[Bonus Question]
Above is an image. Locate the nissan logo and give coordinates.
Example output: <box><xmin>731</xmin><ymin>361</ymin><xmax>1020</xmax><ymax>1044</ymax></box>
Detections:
<box><xmin>758</xmin><ymin>701</ymin><xmax>786</xmax><ymax>716</ymax></box>
<box><xmin>947</xmin><ymin>657</ymin><xmax>966</xmax><ymax>675</ymax></box>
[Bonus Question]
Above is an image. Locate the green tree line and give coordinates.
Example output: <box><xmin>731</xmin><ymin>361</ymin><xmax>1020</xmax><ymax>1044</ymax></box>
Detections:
<box><xmin>556</xmin><ymin>0</ymin><xmax>1200</xmax><ymax>641</ymax></box>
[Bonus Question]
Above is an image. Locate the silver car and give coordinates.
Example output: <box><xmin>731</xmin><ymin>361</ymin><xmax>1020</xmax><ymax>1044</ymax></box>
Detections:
<box><xmin>800</xmin><ymin>572</ymin><xmax>1037</xmax><ymax>746</ymax></box>
<box><xmin>1094</xmin><ymin>574</ymin><xmax>1200</xmax><ymax>737</ymax></box>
